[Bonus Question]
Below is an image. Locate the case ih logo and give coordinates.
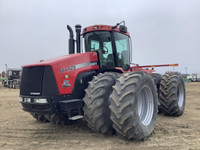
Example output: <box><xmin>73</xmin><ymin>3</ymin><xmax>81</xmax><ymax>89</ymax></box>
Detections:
<box><xmin>59</xmin><ymin>65</ymin><xmax>76</xmax><ymax>74</ymax></box>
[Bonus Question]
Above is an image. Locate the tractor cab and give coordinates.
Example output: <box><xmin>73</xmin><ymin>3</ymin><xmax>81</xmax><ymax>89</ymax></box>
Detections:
<box><xmin>68</xmin><ymin>21</ymin><xmax>131</xmax><ymax>71</ymax></box>
<box><xmin>83</xmin><ymin>28</ymin><xmax>130</xmax><ymax>71</ymax></box>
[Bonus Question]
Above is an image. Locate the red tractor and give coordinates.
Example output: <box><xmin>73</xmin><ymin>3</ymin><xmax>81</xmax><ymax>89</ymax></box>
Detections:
<box><xmin>20</xmin><ymin>21</ymin><xmax>186</xmax><ymax>140</ymax></box>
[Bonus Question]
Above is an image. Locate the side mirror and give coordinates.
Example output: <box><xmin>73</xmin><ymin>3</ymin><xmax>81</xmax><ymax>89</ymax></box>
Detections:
<box><xmin>119</xmin><ymin>25</ymin><xmax>127</xmax><ymax>33</ymax></box>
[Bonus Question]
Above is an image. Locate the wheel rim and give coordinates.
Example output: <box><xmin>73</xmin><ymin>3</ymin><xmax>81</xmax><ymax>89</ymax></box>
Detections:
<box><xmin>137</xmin><ymin>86</ymin><xmax>154</xmax><ymax>126</ymax></box>
<box><xmin>177</xmin><ymin>84</ymin><xmax>184</xmax><ymax>107</ymax></box>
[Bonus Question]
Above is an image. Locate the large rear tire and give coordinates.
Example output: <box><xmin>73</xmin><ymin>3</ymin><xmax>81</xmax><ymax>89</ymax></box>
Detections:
<box><xmin>109</xmin><ymin>71</ymin><xmax>158</xmax><ymax>140</ymax></box>
<box><xmin>83</xmin><ymin>72</ymin><xmax>119</xmax><ymax>134</ymax></box>
<box><xmin>159</xmin><ymin>72</ymin><xmax>186</xmax><ymax>116</ymax></box>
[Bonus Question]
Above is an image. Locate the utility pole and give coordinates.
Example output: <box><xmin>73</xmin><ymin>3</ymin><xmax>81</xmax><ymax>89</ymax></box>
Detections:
<box><xmin>5</xmin><ymin>64</ymin><xmax>8</xmax><ymax>72</ymax></box>
<box><xmin>185</xmin><ymin>66</ymin><xmax>187</xmax><ymax>75</ymax></box>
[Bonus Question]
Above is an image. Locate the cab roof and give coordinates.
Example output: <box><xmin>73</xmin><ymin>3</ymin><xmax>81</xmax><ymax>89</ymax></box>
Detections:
<box><xmin>82</xmin><ymin>25</ymin><xmax>130</xmax><ymax>36</ymax></box>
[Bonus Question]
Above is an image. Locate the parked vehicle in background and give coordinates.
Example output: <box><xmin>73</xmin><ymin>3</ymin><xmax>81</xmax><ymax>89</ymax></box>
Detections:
<box><xmin>2</xmin><ymin>69</ymin><xmax>21</xmax><ymax>89</ymax></box>
<box><xmin>187</xmin><ymin>73</ymin><xmax>200</xmax><ymax>82</ymax></box>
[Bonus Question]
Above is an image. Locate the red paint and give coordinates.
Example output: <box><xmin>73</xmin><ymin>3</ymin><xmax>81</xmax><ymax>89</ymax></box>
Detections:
<box><xmin>131</xmin><ymin>64</ymin><xmax>178</xmax><ymax>69</ymax></box>
<box><xmin>115</xmin><ymin>67</ymin><xmax>126</xmax><ymax>73</ymax></box>
<box><xmin>24</xmin><ymin>52</ymin><xmax>99</xmax><ymax>95</ymax></box>
<box><xmin>130</xmin><ymin>67</ymin><xmax>155</xmax><ymax>74</ymax></box>
<box><xmin>83</xmin><ymin>25</ymin><xmax>130</xmax><ymax>36</ymax></box>
<box><xmin>130</xmin><ymin>64</ymin><xmax>179</xmax><ymax>74</ymax></box>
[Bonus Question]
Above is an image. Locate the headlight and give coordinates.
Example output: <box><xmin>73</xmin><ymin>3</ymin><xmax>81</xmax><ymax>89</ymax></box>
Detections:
<box><xmin>24</xmin><ymin>98</ymin><xmax>31</xmax><ymax>103</ymax></box>
<box><xmin>34</xmin><ymin>98</ymin><xmax>48</xmax><ymax>104</ymax></box>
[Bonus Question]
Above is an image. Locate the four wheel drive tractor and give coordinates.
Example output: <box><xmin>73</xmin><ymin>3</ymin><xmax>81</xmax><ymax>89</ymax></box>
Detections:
<box><xmin>3</xmin><ymin>69</ymin><xmax>21</xmax><ymax>89</ymax></box>
<box><xmin>19</xmin><ymin>21</ymin><xmax>186</xmax><ymax>140</ymax></box>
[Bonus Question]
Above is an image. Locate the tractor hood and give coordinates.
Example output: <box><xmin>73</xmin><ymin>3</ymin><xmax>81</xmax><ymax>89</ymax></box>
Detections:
<box><xmin>21</xmin><ymin>52</ymin><xmax>99</xmax><ymax>95</ymax></box>
<box><xmin>23</xmin><ymin>52</ymin><xmax>98</xmax><ymax>68</ymax></box>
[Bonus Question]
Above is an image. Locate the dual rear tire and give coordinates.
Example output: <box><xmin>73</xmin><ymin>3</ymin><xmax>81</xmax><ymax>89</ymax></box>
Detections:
<box><xmin>159</xmin><ymin>72</ymin><xmax>186</xmax><ymax>116</ymax></box>
<box><xmin>151</xmin><ymin>72</ymin><xmax>186</xmax><ymax>116</ymax></box>
<box><xmin>83</xmin><ymin>71</ymin><xmax>186</xmax><ymax>140</ymax></box>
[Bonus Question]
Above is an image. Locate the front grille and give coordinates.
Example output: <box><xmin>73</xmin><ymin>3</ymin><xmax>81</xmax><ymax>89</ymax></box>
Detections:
<box><xmin>20</xmin><ymin>66</ymin><xmax>44</xmax><ymax>96</ymax></box>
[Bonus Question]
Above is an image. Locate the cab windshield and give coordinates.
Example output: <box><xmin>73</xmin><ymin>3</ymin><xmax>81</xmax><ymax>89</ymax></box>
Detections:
<box><xmin>84</xmin><ymin>31</ymin><xmax>114</xmax><ymax>68</ymax></box>
<box><xmin>84</xmin><ymin>31</ymin><xmax>130</xmax><ymax>70</ymax></box>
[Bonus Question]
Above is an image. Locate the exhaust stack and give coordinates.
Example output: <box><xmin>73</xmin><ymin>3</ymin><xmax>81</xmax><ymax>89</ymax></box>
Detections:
<box><xmin>67</xmin><ymin>25</ymin><xmax>75</xmax><ymax>54</ymax></box>
<box><xmin>75</xmin><ymin>24</ymin><xmax>82</xmax><ymax>53</ymax></box>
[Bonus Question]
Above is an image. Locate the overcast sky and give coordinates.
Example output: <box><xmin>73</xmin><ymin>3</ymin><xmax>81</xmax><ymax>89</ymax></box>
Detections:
<box><xmin>0</xmin><ymin>0</ymin><xmax>200</xmax><ymax>74</ymax></box>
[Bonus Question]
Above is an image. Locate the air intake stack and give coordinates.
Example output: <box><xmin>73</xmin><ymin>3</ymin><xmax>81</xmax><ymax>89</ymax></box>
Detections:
<box><xmin>75</xmin><ymin>24</ymin><xmax>82</xmax><ymax>53</ymax></box>
<box><xmin>67</xmin><ymin>25</ymin><xmax>75</xmax><ymax>54</ymax></box>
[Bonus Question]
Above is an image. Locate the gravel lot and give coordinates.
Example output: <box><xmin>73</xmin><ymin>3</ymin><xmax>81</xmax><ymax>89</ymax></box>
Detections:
<box><xmin>0</xmin><ymin>82</ymin><xmax>200</xmax><ymax>150</ymax></box>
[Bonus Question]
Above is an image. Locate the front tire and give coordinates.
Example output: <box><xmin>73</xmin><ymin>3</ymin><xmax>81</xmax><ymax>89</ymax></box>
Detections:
<box><xmin>110</xmin><ymin>71</ymin><xmax>158</xmax><ymax>140</ymax></box>
<box><xmin>83</xmin><ymin>72</ymin><xmax>119</xmax><ymax>134</ymax></box>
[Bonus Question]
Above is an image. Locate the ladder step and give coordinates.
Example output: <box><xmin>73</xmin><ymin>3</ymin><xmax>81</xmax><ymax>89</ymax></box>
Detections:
<box><xmin>69</xmin><ymin>115</ymin><xmax>83</xmax><ymax>120</ymax></box>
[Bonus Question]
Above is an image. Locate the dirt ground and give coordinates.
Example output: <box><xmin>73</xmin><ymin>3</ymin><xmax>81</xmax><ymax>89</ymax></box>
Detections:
<box><xmin>0</xmin><ymin>82</ymin><xmax>200</xmax><ymax>150</ymax></box>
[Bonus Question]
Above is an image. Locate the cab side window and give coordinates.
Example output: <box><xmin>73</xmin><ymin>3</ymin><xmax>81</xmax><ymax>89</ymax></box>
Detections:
<box><xmin>114</xmin><ymin>32</ymin><xmax>130</xmax><ymax>71</ymax></box>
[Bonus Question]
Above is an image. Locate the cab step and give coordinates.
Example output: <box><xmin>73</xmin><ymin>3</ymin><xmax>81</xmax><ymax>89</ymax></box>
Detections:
<box><xmin>69</xmin><ymin>115</ymin><xmax>83</xmax><ymax>120</ymax></box>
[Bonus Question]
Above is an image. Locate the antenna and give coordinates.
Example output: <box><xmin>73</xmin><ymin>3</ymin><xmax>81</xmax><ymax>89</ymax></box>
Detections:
<box><xmin>112</xmin><ymin>21</ymin><xmax>125</xmax><ymax>29</ymax></box>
